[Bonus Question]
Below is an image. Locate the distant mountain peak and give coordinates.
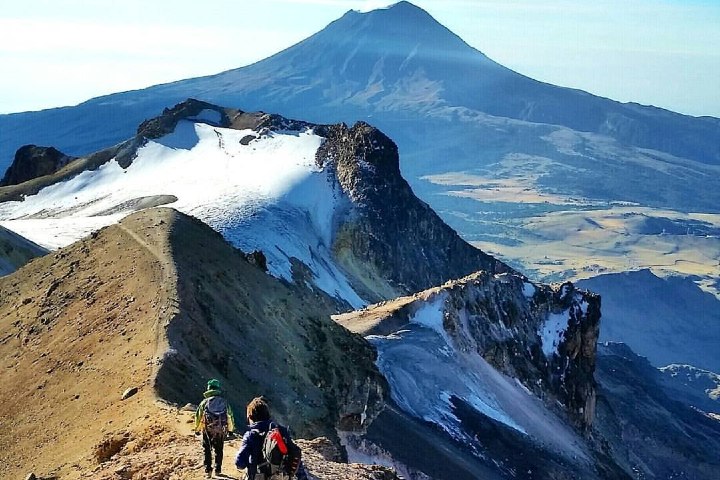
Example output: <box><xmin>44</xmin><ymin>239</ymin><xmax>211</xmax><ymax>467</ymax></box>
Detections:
<box><xmin>331</xmin><ymin>0</ymin><xmax>476</xmax><ymax>54</ymax></box>
<box><xmin>371</xmin><ymin>1</ymin><xmax>433</xmax><ymax>16</ymax></box>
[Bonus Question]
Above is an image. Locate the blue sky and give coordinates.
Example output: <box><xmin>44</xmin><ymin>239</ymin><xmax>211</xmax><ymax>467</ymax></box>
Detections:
<box><xmin>1</xmin><ymin>0</ymin><xmax>719</xmax><ymax>117</ymax></box>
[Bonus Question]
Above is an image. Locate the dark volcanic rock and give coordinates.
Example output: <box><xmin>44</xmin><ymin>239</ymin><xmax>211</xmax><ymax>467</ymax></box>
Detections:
<box><xmin>137</xmin><ymin>99</ymin><xmax>316</xmax><ymax>141</ymax></box>
<box><xmin>338</xmin><ymin>272</ymin><xmax>611</xmax><ymax>478</ymax></box>
<box><xmin>317</xmin><ymin>122</ymin><xmax>513</xmax><ymax>301</ymax></box>
<box><xmin>1</xmin><ymin>145</ymin><xmax>75</xmax><ymax>187</ymax></box>
<box><xmin>245</xmin><ymin>250</ymin><xmax>268</xmax><ymax>272</ymax></box>
<box><xmin>136</xmin><ymin>98</ymin><xmax>229</xmax><ymax>139</ymax></box>
<box><xmin>444</xmin><ymin>274</ymin><xmax>601</xmax><ymax>430</ymax></box>
<box><xmin>338</xmin><ymin>271</ymin><xmax>601</xmax><ymax>431</ymax></box>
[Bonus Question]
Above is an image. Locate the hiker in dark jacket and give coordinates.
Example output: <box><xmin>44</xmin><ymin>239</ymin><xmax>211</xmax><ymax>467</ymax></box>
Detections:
<box><xmin>195</xmin><ymin>379</ymin><xmax>236</xmax><ymax>478</ymax></box>
<box><xmin>235</xmin><ymin>396</ymin><xmax>308</xmax><ymax>480</ymax></box>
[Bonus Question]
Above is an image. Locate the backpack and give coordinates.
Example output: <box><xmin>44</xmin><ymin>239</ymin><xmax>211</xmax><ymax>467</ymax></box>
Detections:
<box><xmin>203</xmin><ymin>396</ymin><xmax>229</xmax><ymax>439</ymax></box>
<box><xmin>255</xmin><ymin>423</ymin><xmax>302</xmax><ymax>479</ymax></box>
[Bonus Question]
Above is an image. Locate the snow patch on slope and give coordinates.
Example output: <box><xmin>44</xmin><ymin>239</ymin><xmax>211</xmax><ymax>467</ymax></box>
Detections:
<box><xmin>408</xmin><ymin>293</ymin><xmax>450</xmax><ymax>343</ymax></box>
<box><xmin>0</xmin><ymin>121</ymin><xmax>365</xmax><ymax>307</ymax></box>
<box><xmin>368</xmin><ymin>294</ymin><xmax>591</xmax><ymax>464</ymax></box>
<box><xmin>539</xmin><ymin>311</ymin><xmax>569</xmax><ymax>357</ymax></box>
<box><xmin>369</xmin><ymin>324</ymin><xmax>526</xmax><ymax>439</ymax></box>
<box><xmin>539</xmin><ymin>293</ymin><xmax>589</xmax><ymax>357</ymax></box>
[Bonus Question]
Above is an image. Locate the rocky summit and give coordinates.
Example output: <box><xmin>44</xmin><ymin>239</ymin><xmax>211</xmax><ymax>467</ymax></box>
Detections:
<box><xmin>0</xmin><ymin>145</ymin><xmax>75</xmax><ymax>187</ymax></box>
<box><xmin>316</xmin><ymin>121</ymin><xmax>513</xmax><ymax>301</ymax></box>
<box><xmin>0</xmin><ymin>99</ymin><xmax>511</xmax><ymax>309</ymax></box>
<box><xmin>336</xmin><ymin>272</ymin><xmax>610</xmax><ymax>479</ymax></box>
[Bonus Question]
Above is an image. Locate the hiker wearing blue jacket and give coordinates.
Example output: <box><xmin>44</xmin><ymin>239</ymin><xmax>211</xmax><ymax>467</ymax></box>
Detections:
<box><xmin>235</xmin><ymin>396</ymin><xmax>308</xmax><ymax>480</ymax></box>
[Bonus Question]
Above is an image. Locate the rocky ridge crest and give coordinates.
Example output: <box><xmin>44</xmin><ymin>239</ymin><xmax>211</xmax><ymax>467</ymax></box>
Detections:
<box><xmin>337</xmin><ymin>271</ymin><xmax>600</xmax><ymax>430</ymax></box>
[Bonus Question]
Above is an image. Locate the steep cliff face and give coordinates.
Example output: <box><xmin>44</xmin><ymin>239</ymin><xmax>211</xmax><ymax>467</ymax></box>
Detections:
<box><xmin>337</xmin><ymin>271</ymin><xmax>600</xmax><ymax>431</ymax></box>
<box><xmin>446</xmin><ymin>275</ymin><xmax>600</xmax><ymax>430</ymax></box>
<box><xmin>335</xmin><ymin>271</ymin><xmax>605</xmax><ymax>479</ymax></box>
<box><xmin>317</xmin><ymin>122</ymin><xmax>513</xmax><ymax>302</ymax></box>
<box><xmin>1</xmin><ymin>145</ymin><xmax>75</xmax><ymax>187</ymax></box>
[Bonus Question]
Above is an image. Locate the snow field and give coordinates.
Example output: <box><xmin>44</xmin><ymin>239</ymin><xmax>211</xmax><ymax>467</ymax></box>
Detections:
<box><xmin>0</xmin><ymin>120</ymin><xmax>366</xmax><ymax>307</ymax></box>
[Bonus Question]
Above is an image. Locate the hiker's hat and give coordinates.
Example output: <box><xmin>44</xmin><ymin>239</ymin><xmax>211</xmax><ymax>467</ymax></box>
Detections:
<box><xmin>207</xmin><ymin>378</ymin><xmax>221</xmax><ymax>390</ymax></box>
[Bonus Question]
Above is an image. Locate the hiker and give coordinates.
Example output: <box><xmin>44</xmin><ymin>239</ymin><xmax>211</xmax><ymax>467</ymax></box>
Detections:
<box><xmin>235</xmin><ymin>396</ymin><xmax>308</xmax><ymax>480</ymax></box>
<box><xmin>195</xmin><ymin>379</ymin><xmax>237</xmax><ymax>478</ymax></box>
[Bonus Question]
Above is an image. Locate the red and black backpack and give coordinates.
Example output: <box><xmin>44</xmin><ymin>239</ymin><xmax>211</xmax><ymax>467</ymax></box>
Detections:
<box><xmin>253</xmin><ymin>423</ymin><xmax>302</xmax><ymax>478</ymax></box>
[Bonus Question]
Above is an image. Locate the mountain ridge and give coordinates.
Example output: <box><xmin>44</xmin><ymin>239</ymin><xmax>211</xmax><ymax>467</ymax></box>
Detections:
<box><xmin>0</xmin><ymin>207</ymin><xmax>388</xmax><ymax>479</ymax></box>
<box><xmin>1</xmin><ymin>1</ymin><xmax>718</xmax><ymax>175</ymax></box>
<box><xmin>1</xmin><ymin>4</ymin><xmax>718</xmax><ymax>477</ymax></box>
<box><xmin>0</xmin><ymin>99</ymin><xmax>512</xmax><ymax>306</ymax></box>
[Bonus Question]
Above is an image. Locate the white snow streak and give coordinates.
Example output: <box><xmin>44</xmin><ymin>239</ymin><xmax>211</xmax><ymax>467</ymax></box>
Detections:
<box><xmin>539</xmin><ymin>310</ymin><xmax>569</xmax><ymax>357</ymax></box>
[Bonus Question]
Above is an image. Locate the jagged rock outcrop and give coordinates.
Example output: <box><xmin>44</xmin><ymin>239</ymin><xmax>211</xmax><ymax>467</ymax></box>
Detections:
<box><xmin>317</xmin><ymin>121</ymin><xmax>514</xmax><ymax>301</ymax></box>
<box><xmin>136</xmin><ymin>98</ymin><xmax>229</xmax><ymax>139</ymax></box>
<box><xmin>337</xmin><ymin>271</ymin><xmax>600</xmax><ymax>430</ymax></box>
<box><xmin>0</xmin><ymin>145</ymin><xmax>75</xmax><ymax>186</ymax></box>
<box><xmin>0</xmin><ymin>142</ymin><xmax>123</xmax><ymax>203</ymax></box>
<box><xmin>335</xmin><ymin>271</ymin><xmax>613</xmax><ymax>479</ymax></box>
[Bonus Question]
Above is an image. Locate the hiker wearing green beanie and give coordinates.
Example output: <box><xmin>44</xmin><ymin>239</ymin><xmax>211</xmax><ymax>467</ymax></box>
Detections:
<box><xmin>194</xmin><ymin>379</ymin><xmax>236</xmax><ymax>478</ymax></box>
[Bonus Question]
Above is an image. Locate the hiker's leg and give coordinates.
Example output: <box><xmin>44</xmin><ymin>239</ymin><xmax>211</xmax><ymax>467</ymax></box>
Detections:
<box><xmin>213</xmin><ymin>434</ymin><xmax>224</xmax><ymax>473</ymax></box>
<box><xmin>202</xmin><ymin>432</ymin><xmax>213</xmax><ymax>473</ymax></box>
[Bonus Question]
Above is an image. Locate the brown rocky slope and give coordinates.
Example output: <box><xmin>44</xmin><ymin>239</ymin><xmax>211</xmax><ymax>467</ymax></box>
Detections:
<box><xmin>0</xmin><ymin>207</ymin><xmax>390</xmax><ymax>480</ymax></box>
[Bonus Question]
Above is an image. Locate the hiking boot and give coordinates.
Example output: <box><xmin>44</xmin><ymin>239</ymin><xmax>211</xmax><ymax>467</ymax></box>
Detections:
<box><xmin>204</xmin><ymin>471</ymin><xmax>212</xmax><ymax>479</ymax></box>
<box><xmin>214</xmin><ymin>467</ymin><xmax>222</xmax><ymax>477</ymax></box>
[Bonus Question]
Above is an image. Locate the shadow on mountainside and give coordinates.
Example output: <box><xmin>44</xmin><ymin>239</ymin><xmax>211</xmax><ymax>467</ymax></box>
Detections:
<box><xmin>0</xmin><ymin>207</ymin><xmax>390</xmax><ymax>479</ymax></box>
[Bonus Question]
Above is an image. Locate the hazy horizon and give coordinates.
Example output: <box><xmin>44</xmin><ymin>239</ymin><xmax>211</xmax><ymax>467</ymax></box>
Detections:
<box><xmin>2</xmin><ymin>0</ymin><xmax>719</xmax><ymax>117</ymax></box>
